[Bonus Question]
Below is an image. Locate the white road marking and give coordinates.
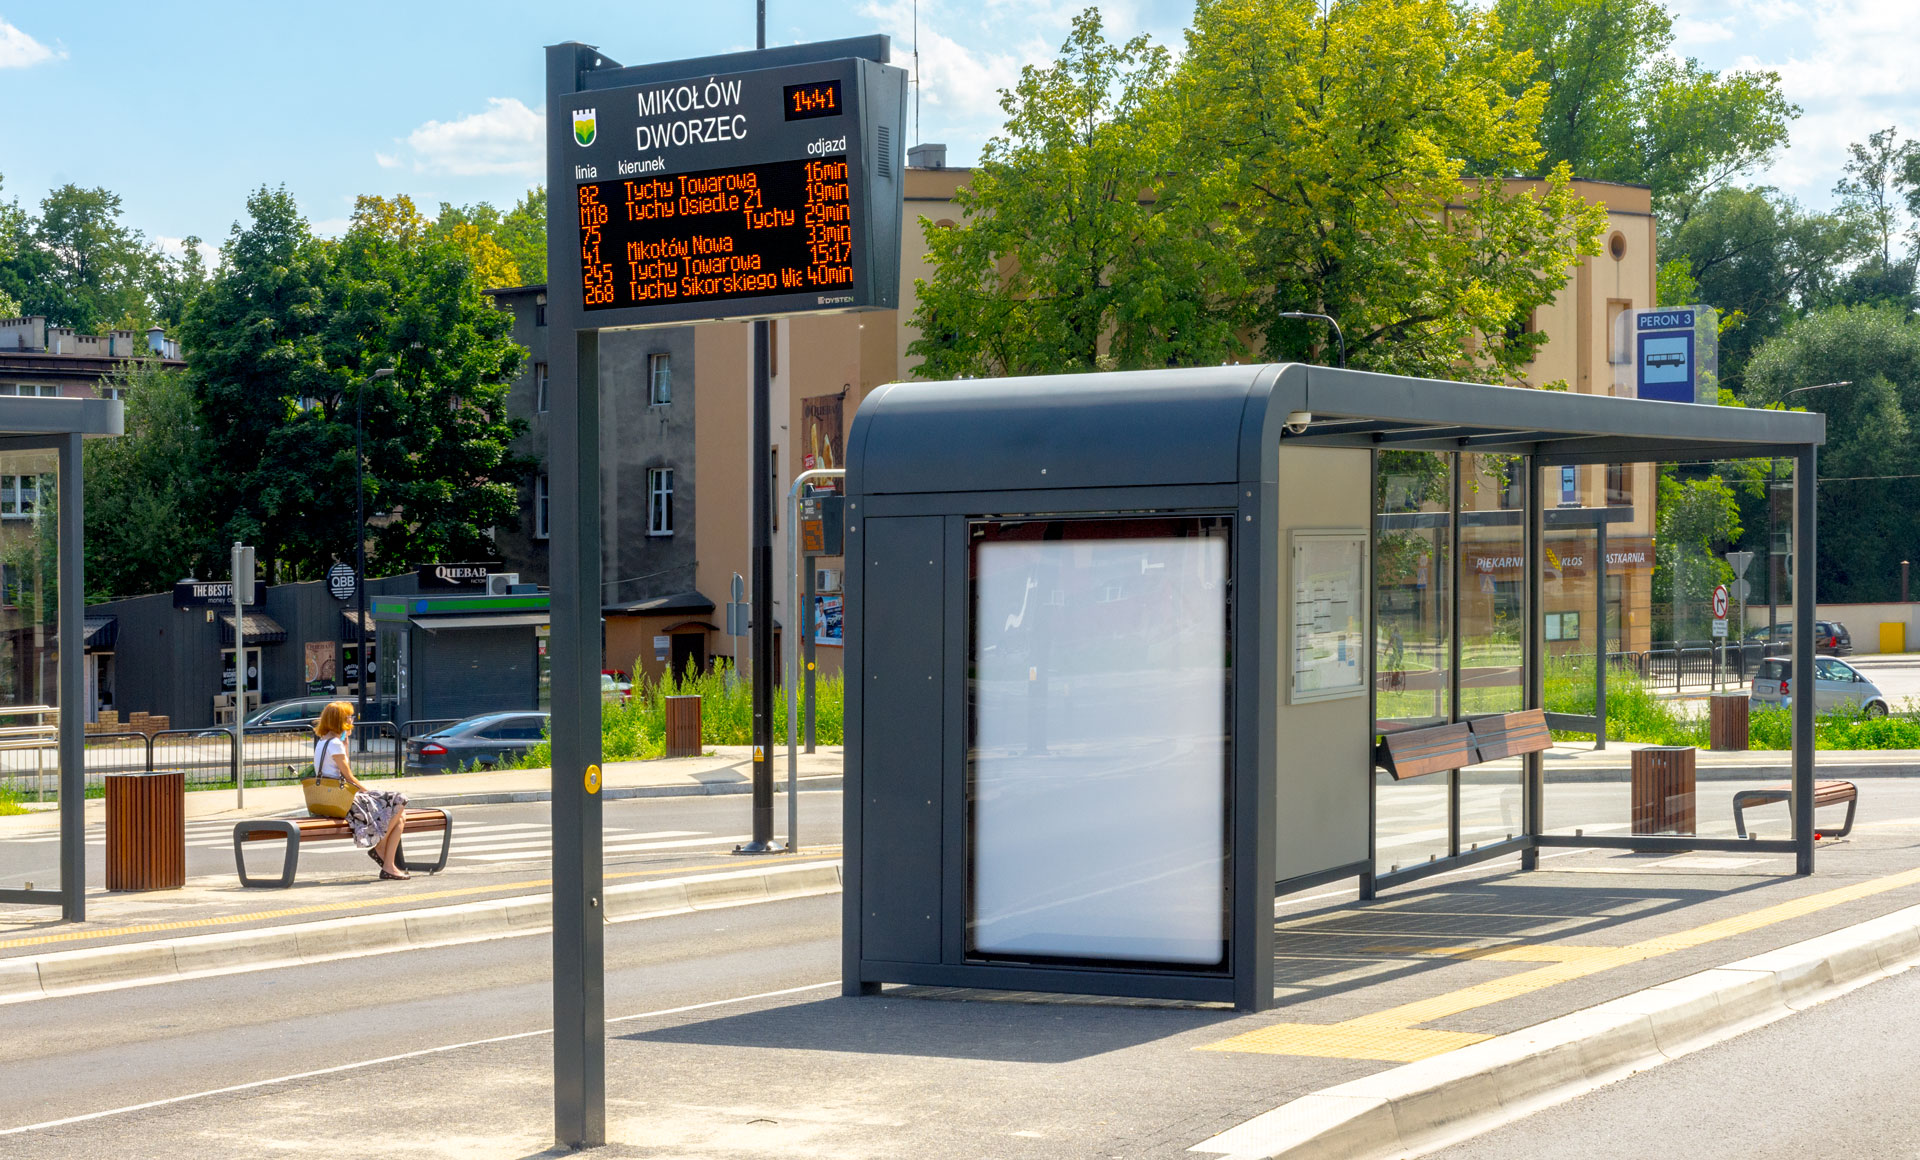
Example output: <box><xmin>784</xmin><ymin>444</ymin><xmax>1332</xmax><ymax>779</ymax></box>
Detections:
<box><xmin>0</xmin><ymin>981</ymin><xmax>837</xmax><ymax>1136</ymax></box>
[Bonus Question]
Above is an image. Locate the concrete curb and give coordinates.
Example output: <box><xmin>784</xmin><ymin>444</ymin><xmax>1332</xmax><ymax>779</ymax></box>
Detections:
<box><xmin>1536</xmin><ymin>763</ymin><xmax>1919</xmax><ymax>782</ymax></box>
<box><xmin>1192</xmin><ymin>901</ymin><xmax>1920</xmax><ymax>1160</ymax></box>
<box><xmin>0</xmin><ymin>859</ymin><xmax>842</xmax><ymax>1005</ymax></box>
<box><xmin>405</xmin><ymin>773</ymin><xmax>843</xmax><ymax>808</ymax></box>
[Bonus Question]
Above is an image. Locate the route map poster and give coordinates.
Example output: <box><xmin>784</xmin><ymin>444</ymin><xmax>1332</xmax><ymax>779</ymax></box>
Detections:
<box><xmin>1291</xmin><ymin>530</ymin><xmax>1368</xmax><ymax>704</ymax></box>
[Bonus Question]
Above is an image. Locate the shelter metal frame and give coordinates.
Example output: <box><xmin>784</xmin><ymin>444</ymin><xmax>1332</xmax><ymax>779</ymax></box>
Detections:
<box><xmin>0</xmin><ymin>398</ymin><xmax>125</xmax><ymax>920</ymax></box>
<box><xmin>841</xmin><ymin>363</ymin><xmax>1824</xmax><ymax>1015</ymax></box>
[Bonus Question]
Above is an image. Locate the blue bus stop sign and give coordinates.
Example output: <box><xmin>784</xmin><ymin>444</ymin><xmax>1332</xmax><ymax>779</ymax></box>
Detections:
<box><xmin>1636</xmin><ymin>308</ymin><xmax>1697</xmax><ymax>403</ymax></box>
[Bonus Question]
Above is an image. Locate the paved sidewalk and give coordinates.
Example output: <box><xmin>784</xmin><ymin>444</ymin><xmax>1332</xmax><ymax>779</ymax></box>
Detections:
<box><xmin>0</xmin><ymin>744</ymin><xmax>846</xmax><ymax>831</ymax></box>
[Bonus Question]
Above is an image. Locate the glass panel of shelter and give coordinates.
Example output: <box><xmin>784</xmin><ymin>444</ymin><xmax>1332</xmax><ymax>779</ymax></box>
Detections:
<box><xmin>1457</xmin><ymin>453</ymin><xmax>1524</xmax><ymax>853</ymax></box>
<box><xmin>0</xmin><ymin>448</ymin><xmax>60</xmax><ymax>895</ymax></box>
<box><xmin>1373</xmin><ymin>451</ymin><xmax>1453</xmax><ymax>873</ymax></box>
<box><xmin>1539</xmin><ymin>456</ymin><xmax>1803</xmax><ymax>846</ymax></box>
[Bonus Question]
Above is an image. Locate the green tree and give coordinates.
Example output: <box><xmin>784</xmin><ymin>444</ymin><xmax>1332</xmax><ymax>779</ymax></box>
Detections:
<box><xmin>1831</xmin><ymin>128</ymin><xmax>1918</xmax><ymax>309</ymax></box>
<box><xmin>909</xmin><ymin>11</ymin><xmax>1248</xmax><ymax>377</ymax></box>
<box><xmin>83</xmin><ymin>359</ymin><xmax>222</xmax><ymax>600</ymax></box>
<box><xmin>430</xmin><ymin>187</ymin><xmax>547</xmax><ymax>286</ymax></box>
<box><xmin>0</xmin><ymin>184</ymin><xmax>161</xmax><ymax>331</ymax></box>
<box><xmin>1177</xmin><ymin>0</ymin><xmax>1606</xmax><ymax>380</ymax></box>
<box><xmin>180</xmin><ymin>188</ymin><xmax>530</xmax><ymax>582</ymax></box>
<box><xmin>1657</xmin><ymin>186</ymin><xmax>1869</xmax><ymax>390</ymax></box>
<box><xmin>149</xmin><ymin>238</ymin><xmax>211</xmax><ymax>334</ymax></box>
<box><xmin>1745</xmin><ymin>305</ymin><xmax>1920</xmax><ymax>602</ymax></box>
<box><xmin>1493</xmin><ymin>0</ymin><xmax>1796</xmax><ymax>208</ymax></box>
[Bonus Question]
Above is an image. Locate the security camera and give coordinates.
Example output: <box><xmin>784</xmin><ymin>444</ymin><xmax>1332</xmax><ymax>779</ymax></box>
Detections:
<box><xmin>1283</xmin><ymin>410</ymin><xmax>1313</xmax><ymax>435</ymax></box>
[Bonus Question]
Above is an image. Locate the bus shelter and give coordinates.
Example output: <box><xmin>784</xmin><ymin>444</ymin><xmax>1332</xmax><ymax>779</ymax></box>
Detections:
<box><xmin>0</xmin><ymin>396</ymin><xmax>125</xmax><ymax>921</ymax></box>
<box><xmin>841</xmin><ymin>363</ymin><xmax>1822</xmax><ymax>1012</ymax></box>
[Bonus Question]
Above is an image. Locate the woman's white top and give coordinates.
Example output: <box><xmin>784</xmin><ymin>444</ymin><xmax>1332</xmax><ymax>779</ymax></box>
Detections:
<box><xmin>315</xmin><ymin>736</ymin><xmax>347</xmax><ymax>779</ymax></box>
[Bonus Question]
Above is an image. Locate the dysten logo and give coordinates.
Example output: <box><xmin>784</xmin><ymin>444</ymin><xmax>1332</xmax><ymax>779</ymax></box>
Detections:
<box><xmin>573</xmin><ymin>109</ymin><xmax>597</xmax><ymax>147</ymax></box>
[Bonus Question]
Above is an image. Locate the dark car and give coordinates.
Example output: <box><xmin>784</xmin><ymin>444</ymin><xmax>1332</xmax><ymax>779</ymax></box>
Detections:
<box><xmin>1744</xmin><ymin>621</ymin><xmax>1853</xmax><ymax>656</ymax></box>
<box><xmin>403</xmin><ymin>712</ymin><xmax>549</xmax><ymax>774</ymax></box>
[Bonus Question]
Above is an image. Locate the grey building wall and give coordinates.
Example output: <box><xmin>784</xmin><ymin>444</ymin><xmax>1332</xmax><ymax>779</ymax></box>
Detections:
<box><xmin>94</xmin><ymin>573</ymin><xmax>421</xmax><ymax>730</ymax></box>
<box><xmin>487</xmin><ymin>286</ymin><xmax>700</xmax><ymax>610</ymax></box>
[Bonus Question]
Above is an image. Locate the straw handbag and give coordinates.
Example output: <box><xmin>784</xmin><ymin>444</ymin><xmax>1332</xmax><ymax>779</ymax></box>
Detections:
<box><xmin>302</xmin><ymin>770</ymin><xmax>354</xmax><ymax>818</ymax></box>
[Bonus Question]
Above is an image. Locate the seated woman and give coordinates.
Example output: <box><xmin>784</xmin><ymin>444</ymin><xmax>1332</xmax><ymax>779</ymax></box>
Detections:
<box><xmin>312</xmin><ymin>701</ymin><xmax>411</xmax><ymax>880</ymax></box>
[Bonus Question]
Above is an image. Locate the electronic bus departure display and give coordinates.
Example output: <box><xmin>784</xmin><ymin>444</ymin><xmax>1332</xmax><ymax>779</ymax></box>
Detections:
<box><xmin>578</xmin><ymin>156</ymin><xmax>855</xmax><ymax>312</ymax></box>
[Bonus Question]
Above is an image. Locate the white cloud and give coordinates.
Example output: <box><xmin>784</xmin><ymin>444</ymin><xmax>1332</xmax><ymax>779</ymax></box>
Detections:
<box><xmin>0</xmin><ymin>18</ymin><xmax>61</xmax><ymax>68</ymax></box>
<box><xmin>390</xmin><ymin>97</ymin><xmax>543</xmax><ymax>178</ymax></box>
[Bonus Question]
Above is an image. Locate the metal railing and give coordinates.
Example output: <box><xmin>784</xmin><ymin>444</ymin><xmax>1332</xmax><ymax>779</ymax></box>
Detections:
<box><xmin>0</xmin><ymin>720</ymin><xmax>407</xmax><ymax>797</ymax></box>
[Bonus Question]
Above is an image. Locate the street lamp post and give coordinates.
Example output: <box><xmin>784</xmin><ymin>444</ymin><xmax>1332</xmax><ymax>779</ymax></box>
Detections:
<box><xmin>1277</xmin><ymin>311</ymin><xmax>1346</xmax><ymax>368</ymax></box>
<box><xmin>357</xmin><ymin>366</ymin><xmax>393</xmax><ymax>750</ymax></box>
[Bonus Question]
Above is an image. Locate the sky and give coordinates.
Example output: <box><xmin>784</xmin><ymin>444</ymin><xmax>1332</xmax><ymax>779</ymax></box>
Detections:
<box><xmin>0</xmin><ymin>0</ymin><xmax>1913</xmax><ymax>266</ymax></box>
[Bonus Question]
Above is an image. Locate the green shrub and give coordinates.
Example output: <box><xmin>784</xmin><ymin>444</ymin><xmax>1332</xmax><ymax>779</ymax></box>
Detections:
<box><xmin>516</xmin><ymin>660</ymin><xmax>844</xmax><ymax>768</ymax></box>
<box><xmin>0</xmin><ymin>783</ymin><xmax>26</xmax><ymax>816</ymax></box>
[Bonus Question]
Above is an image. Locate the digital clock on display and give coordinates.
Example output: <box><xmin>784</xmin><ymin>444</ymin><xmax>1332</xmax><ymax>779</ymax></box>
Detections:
<box><xmin>783</xmin><ymin>79</ymin><xmax>842</xmax><ymax>121</ymax></box>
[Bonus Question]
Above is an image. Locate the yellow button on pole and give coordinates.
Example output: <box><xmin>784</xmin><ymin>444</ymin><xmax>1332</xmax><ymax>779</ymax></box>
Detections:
<box><xmin>583</xmin><ymin>764</ymin><xmax>602</xmax><ymax>794</ymax></box>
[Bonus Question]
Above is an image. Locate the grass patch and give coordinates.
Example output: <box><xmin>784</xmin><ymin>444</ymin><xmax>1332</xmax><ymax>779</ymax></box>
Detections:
<box><xmin>0</xmin><ymin>783</ymin><xmax>28</xmax><ymax>815</ymax></box>
<box><xmin>517</xmin><ymin>661</ymin><xmax>844</xmax><ymax>768</ymax></box>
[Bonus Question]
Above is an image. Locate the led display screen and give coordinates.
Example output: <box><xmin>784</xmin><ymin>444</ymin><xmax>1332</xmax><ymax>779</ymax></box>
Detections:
<box><xmin>577</xmin><ymin>157</ymin><xmax>855</xmax><ymax>312</ymax></box>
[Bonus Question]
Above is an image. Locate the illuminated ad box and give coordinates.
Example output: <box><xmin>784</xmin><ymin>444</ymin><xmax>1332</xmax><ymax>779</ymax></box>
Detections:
<box><xmin>562</xmin><ymin>56</ymin><xmax>907</xmax><ymax>326</ymax></box>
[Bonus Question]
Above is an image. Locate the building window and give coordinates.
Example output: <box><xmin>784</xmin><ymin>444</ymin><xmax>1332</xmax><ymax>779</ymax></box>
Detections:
<box><xmin>534</xmin><ymin>474</ymin><xmax>550</xmax><ymax>540</ymax></box>
<box><xmin>648</xmin><ymin>467</ymin><xmax>674</xmax><ymax>536</ymax></box>
<box><xmin>99</xmin><ymin>385</ymin><xmax>126</xmax><ymax>401</ymax></box>
<box><xmin>535</xmin><ymin>294</ymin><xmax>547</xmax><ymax>327</ymax></box>
<box><xmin>1559</xmin><ymin>465</ymin><xmax>1577</xmax><ymax>507</ymax></box>
<box><xmin>0</xmin><ymin>475</ymin><xmax>39</xmax><ymax>518</ymax></box>
<box><xmin>1</xmin><ymin>383</ymin><xmax>58</xmax><ymax>397</ymax></box>
<box><xmin>535</xmin><ymin>363</ymin><xmax>549</xmax><ymax>413</ymax></box>
<box><xmin>1606</xmin><ymin>463</ymin><xmax>1631</xmax><ymax>506</ymax></box>
<box><xmin>648</xmin><ymin>353</ymin><xmax>671</xmax><ymax>405</ymax></box>
<box><xmin>1608</xmin><ymin>300</ymin><xmax>1634</xmax><ymax>365</ymax></box>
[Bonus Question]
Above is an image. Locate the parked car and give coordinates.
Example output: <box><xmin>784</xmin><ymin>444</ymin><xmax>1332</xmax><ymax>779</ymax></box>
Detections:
<box><xmin>601</xmin><ymin>671</ymin><xmax>633</xmax><ymax>704</ymax></box>
<box><xmin>1749</xmin><ymin>656</ymin><xmax>1887</xmax><ymax>717</ymax></box>
<box><xmin>1744</xmin><ymin>621</ymin><xmax>1853</xmax><ymax>656</ymax></box>
<box><xmin>195</xmin><ymin>696</ymin><xmax>339</xmax><ymax>737</ymax></box>
<box><xmin>403</xmin><ymin>711</ymin><xmax>550</xmax><ymax>774</ymax></box>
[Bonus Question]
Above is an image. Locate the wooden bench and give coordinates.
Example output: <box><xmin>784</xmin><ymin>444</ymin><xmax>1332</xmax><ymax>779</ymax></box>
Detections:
<box><xmin>1732</xmin><ymin>779</ymin><xmax>1857</xmax><ymax>840</ymax></box>
<box><xmin>1374</xmin><ymin>709</ymin><xmax>1553</xmax><ymax>780</ymax></box>
<box><xmin>232</xmin><ymin>808</ymin><xmax>454</xmax><ymax>888</ymax></box>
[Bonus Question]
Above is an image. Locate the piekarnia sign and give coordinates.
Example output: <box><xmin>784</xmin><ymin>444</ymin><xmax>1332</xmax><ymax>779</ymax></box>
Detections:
<box><xmin>416</xmin><ymin>563</ymin><xmax>497</xmax><ymax>591</ymax></box>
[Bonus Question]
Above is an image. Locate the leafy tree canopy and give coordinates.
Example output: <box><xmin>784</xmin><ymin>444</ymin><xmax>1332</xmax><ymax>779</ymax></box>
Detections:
<box><xmin>1493</xmin><ymin>0</ymin><xmax>1796</xmax><ymax>207</ymax></box>
<box><xmin>431</xmin><ymin>187</ymin><xmax>547</xmax><ymax>286</ymax></box>
<box><xmin>176</xmin><ymin>187</ymin><xmax>530</xmax><ymax>584</ymax></box>
<box><xmin>84</xmin><ymin>359</ymin><xmax>222</xmax><ymax>599</ymax></box>
<box><xmin>909</xmin><ymin>10</ymin><xmax>1249</xmax><ymax>377</ymax></box>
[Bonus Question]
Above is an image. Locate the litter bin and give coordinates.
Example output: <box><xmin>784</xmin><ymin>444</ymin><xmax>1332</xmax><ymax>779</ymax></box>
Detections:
<box><xmin>664</xmin><ymin>695</ymin><xmax>702</xmax><ymax>758</ymax></box>
<box><xmin>1631</xmin><ymin>747</ymin><xmax>1696</xmax><ymax>838</ymax></box>
<box><xmin>1708</xmin><ymin>692</ymin><xmax>1749</xmax><ymax>751</ymax></box>
<box><xmin>105</xmin><ymin>770</ymin><xmax>186</xmax><ymax>891</ymax></box>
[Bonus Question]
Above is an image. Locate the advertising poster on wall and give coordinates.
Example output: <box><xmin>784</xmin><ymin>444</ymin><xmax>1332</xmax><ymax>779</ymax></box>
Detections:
<box><xmin>304</xmin><ymin>641</ymin><xmax>338</xmax><ymax>692</ymax></box>
<box><xmin>814</xmin><ymin>594</ymin><xmax>844</xmax><ymax>647</ymax></box>
<box><xmin>801</xmin><ymin>394</ymin><xmax>845</xmax><ymax>476</ymax></box>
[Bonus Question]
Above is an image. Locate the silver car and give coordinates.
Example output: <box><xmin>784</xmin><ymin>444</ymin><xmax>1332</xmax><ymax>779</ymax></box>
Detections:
<box><xmin>1749</xmin><ymin>657</ymin><xmax>1889</xmax><ymax>717</ymax></box>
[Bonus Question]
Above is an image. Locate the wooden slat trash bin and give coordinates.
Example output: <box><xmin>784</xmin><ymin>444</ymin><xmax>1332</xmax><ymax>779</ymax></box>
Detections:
<box><xmin>1709</xmin><ymin>692</ymin><xmax>1749</xmax><ymax>751</ymax></box>
<box><xmin>1631</xmin><ymin>746</ymin><xmax>1696</xmax><ymax>837</ymax></box>
<box><xmin>105</xmin><ymin>771</ymin><xmax>186</xmax><ymax>891</ymax></box>
<box><xmin>664</xmin><ymin>695</ymin><xmax>702</xmax><ymax>758</ymax></box>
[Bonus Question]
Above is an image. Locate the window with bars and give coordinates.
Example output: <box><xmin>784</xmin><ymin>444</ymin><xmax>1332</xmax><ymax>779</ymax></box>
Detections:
<box><xmin>534</xmin><ymin>474</ymin><xmax>550</xmax><ymax>540</ymax></box>
<box><xmin>648</xmin><ymin>467</ymin><xmax>674</xmax><ymax>536</ymax></box>
<box><xmin>648</xmin><ymin>353</ymin><xmax>671</xmax><ymax>405</ymax></box>
<box><xmin>535</xmin><ymin>363</ymin><xmax>549</xmax><ymax>412</ymax></box>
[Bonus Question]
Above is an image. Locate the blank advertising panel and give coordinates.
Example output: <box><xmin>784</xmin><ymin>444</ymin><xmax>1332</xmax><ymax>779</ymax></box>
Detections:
<box><xmin>968</xmin><ymin>519</ymin><xmax>1230</xmax><ymax>967</ymax></box>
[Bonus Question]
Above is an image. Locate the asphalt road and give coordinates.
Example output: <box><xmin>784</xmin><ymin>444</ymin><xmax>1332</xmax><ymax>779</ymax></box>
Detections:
<box><xmin>0</xmin><ymin>790</ymin><xmax>844</xmax><ymax>893</ymax></box>
<box><xmin>0</xmin><ymin>890</ymin><xmax>844</xmax><ymax>1140</ymax></box>
<box><xmin>1431</xmin><ymin>960</ymin><xmax>1920</xmax><ymax>1160</ymax></box>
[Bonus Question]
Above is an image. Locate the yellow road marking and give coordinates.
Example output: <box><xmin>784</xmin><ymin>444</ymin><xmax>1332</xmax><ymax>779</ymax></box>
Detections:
<box><xmin>1203</xmin><ymin>863</ymin><xmax>1920</xmax><ymax>1062</ymax></box>
<box><xmin>0</xmin><ymin>850</ymin><xmax>843</xmax><ymax>953</ymax></box>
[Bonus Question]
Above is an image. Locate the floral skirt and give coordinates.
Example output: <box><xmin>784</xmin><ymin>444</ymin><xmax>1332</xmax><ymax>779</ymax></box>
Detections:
<box><xmin>347</xmin><ymin>789</ymin><xmax>409</xmax><ymax>848</ymax></box>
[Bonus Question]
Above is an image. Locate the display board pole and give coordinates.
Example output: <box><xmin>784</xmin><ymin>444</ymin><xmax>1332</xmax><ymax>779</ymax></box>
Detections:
<box><xmin>233</xmin><ymin>544</ymin><xmax>246</xmax><ymax>809</ymax></box>
<box><xmin>546</xmin><ymin>42</ymin><xmax>607</xmax><ymax>1150</ymax></box>
<box><xmin>740</xmin><ymin>319</ymin><xmax>783</xmax><ymax>854</ymax></box>
<box><xmin>804</xmin><ymin>548</ymin><xmax>817</xmax><ymax>753</ymax></box>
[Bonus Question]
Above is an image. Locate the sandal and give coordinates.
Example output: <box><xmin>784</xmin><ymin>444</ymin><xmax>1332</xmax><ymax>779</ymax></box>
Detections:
<box><xmin>379</xmin><ymin>869</ymin><xmax>411</xmax><ymax>880</ymax></box>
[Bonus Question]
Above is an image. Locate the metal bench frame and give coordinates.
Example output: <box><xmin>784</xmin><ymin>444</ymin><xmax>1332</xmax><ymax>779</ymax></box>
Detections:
<box><xmin>1732</xmin><ymin>781</ymin><xmax>1857</xmax><ymax>840</ymax></box>
<box><xmin>232</xmin><ymin>809</ymin><xmax>455</xmax><ymax>888</ymax></box>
